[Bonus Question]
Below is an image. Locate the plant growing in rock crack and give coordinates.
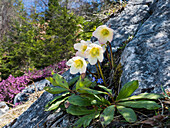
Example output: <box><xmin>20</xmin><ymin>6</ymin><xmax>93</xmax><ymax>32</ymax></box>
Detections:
<box><xmin>44</xmin><ymin>25</ymin><xmax>164</xmax><ymax>127</ymax></box>
<box><xmin>44</xmin><ymin>73</ymin><xmax>164</xmax><ymax>127</ymax></box>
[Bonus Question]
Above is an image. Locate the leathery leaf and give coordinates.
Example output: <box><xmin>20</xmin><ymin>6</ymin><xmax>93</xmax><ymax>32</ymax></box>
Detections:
<box><xmin>118</xmin><ymin>100</ymin><xmax>161</xmax><ymax>110</ymax></box>
<box><xmin>77</xmin><ymin>87</ymin><xmax>107</xmax><ymax>95</ymax></box>
<box><xmin>43</xmin><ymin>86</ymin><xmax>68</xmax><ymax>94</ymax></box>
<box><xmin>100</xmin><ymin>105</ymin><xmax>115</xmax><ymax>126</ymax></box>
<box><xmin>51</xmin><ymin>72</ymin><xmax>69</xmax><ymax>89</ymax></box>
<box><xmin>45</xmin><ymin>92</ymin><xmax>70</xmax><ymax>108</ymax></box>
<box><xmin>74</xmin><ymin>111</ymin><xmax>100</xmax><ymax>128</ymax></box>
<box><xmin>119</xmin><ymin>93</ymin><xmax>164</xmax><ymax>101</ymax></box>
<box><xmin>117</xmin><ymin>105</ymin><xmax>137</xmax><ymax>123</ymax></box>
<box><xmin>116</xmin><ymin>80</ymin><xmax>138</xmax><ymax>101</ymax></box>
<box><xmin>98</xmin><ymin>84</ymin><xmax>112</xmax><ymax>95</ymax></box>
<box><xmin>66</xmin><ymin>105</ymin><xmax>96</xmax><ymax>115</ymax></box>
<box><xmin>76</xmin><ymin>78</ymin><xmax>92</xmax><ymax>90</ymax></box>
<box><xmin>45</xmin><ymin>96</ymin><xmax>69</xmax><ymax>111</ymax></box>
<box><xmin>68</xmin><ymin>95</ymin><xmax>92</xmax><ymax>106</ymax></box>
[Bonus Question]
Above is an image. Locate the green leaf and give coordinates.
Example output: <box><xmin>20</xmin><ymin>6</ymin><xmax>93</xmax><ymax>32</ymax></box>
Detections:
<box><xmin>82</xmin><ymin>94</ymin><xmax>110</xmax><ymax>106</ymax></box>
<box><xmin>98</xmin><ymin>84</ymin><xmax>112</xmax><ymax>95</ymax></box>
<box><xmin>52</xmin><ymin>72</ymin><xmax>69</xmax><ymax>89</ymax></box>
<box><xmin>78</xmin><ymin>87</ymin><xmax>107</xmax><ymax>95</ymax></box>
<box><xmin>117</xmin><ymin>106</ymin><xmax>137</xmax><ymax>123</ymax></box>
<box><xmin>45</xmin><ymin>96</ymin><xmax>69</xmax><ymax>111</ymax></box>
<box><xmin>46</xmin><ymin>77</ymin><xmax>58</xmax><ymax>87</ymax></box>
<box><xmin>76</xmin><ymin>78</ymin><xmax>92</xmax><ymax>90</ymax></box>
<box><xmin>66</xmin><ymin>105</ymin><xmax>96</xmax><ymax>115</ymax></box>
<box><xmin>119</xmin><ymin>93</ymin><xmax>164</xmax><ymax>101</ymax></box>
<box><xmin>100</xmin><ymin>105</ymin><xmax>115</xmax><ymax>126</ymax></box>
<box><xmin>43</xmin><ymin>86</ymin><xmax>68</xmax><ymax>94</ymax></box>
<box><xmin>116</xmin><ymin>80</ymin><xmax>139</xmax><ymax>101</ymax></box>
<box><xmin>118</xmin><ymin>100</ymin><xmax>161</xmax><ymax>110</ymax></box>
<box><xmin>45</xmin><ymin>92</ymin><xmax>70</xmax><ymax>108</ymax></box>
<box><xmin>68</xmin><ymin>95</ymin><xmax>92</xmax><ymax>106</ymax></box>
<box><xmin>161</xmin><ymin>85</ymin><xmax>170</xmax><ymax>99</ymax></box>
<box><xmin>91</xmin><ymin>81</ymin><xmax>97</xmax><ymax>88</ymax></box>
<box><xmin>68</xmin><ymin>76</ymin><xmax>79</xmax><ymax>86</ymax></box>
<box><xmin>74</xmin><ymin>111</ymin><xmax>100</xmax><ymax>128</ymax></box>
<box><xmin>100</xmin><ymin>97</ymin><xmax>111</xmax><ymax>106</ymax></box>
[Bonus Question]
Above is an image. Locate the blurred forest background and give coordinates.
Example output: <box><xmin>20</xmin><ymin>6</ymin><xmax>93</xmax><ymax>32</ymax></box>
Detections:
<box><xmin>0</xmin><ymin>0</ymin><xmax>126</xmax><ymax>80</ymax></box>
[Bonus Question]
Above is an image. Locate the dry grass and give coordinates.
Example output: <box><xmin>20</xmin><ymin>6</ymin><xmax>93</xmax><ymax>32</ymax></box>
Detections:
<box><xmin>0</xmin><ymin>90</ymin><xmax>44</xmax><ymax>127</ymax></box>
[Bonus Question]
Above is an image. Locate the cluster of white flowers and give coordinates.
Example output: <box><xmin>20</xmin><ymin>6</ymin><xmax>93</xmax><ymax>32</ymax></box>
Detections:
<box><xmin>66</xmin><ymin>25</ymin><xmax>114</xmax><ymax>74</ymax></box>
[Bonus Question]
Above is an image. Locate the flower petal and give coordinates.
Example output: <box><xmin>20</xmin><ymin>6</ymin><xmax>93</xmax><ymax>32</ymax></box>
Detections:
<box><xmin>94</xmin><ymin>41</ymin><xmax>106</xmax><ymax>52</ymax></box>
<box><xmin>74</xmin><ymin>43</ymin><xmax>82</xmax><ymax>50</ymax></box>
<box><xmin>102</xmin><ymin>45</ymin><xmax>106</xmax><ymax>52</ymax></box>
<box><xmin>85</xmin><ymin>49</ymin><xmax>91</xmax><ymax>58</ymax></box>
<box><xmin>76</xmin><ymin>51</ymin><xmax>86</xmax><ymax>58</ymax></box>
<box><xmin>80</xmin><ymin>65</ymin><xmax>87</xmax><ymax>74</ymax></box>
<box><xmin>107</xmin><ymin>28</ymin><xmax>114</xmax><ymax>42</ymax></box>
<box><xmin>98</xmin><ymin>37</ymin><xmax>108</xmax><ymax>44</ymax></box>
<box><xmin>88</xmin><ymin>57</ymin><xmax>97</xmax><ymax>65</ymax></box>
<box><xmin>66</xmin><ymin>59</ymin><xmax>74</xmax><ymax>66</ymax></box>
<box><xmin>92</xmin><ymin>26</ymin><xmax>103</xmax><ymax>38</ymax></box>
<box><xmin>97</xmin><ymin>53</ymin><xmax>104</xmax><ymax>62</ymax></box>
<box><xmin>70</xmin><ymin>66</ymin><xmax>78</xmax><ymax>74</ymax></box>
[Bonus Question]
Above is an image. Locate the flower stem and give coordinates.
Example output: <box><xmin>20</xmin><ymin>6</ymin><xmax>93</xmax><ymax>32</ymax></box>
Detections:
<box><xmin>87</xmin><ymin>69</ymin><xmax>97</xmax><ymax>78</ymax></box>
<box><xmin>108</xmin><ymin>93</ymin><xmax>114</xmax><ymax>102</ymax></box>
<box><xmin>108</xmin><ymin>42</ymin><xmax>115</xmax><ymax>69</ymax></box>
<box><xmin>95</xmin><ymin>64</ymin><xmax>100</xmax><ymax>78</ymax></box>
<box><xmin>106</xmin><ymin>47</ymin><xmax>112</xmax><ymax>69</ymax></box>
<box><xmin>97</xmin><ymin>60</ymin><xmax>107</xmax><ymax>86</ymax></box>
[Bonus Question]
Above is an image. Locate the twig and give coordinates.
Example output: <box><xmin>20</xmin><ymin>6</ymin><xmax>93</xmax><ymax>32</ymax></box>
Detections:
<box><xmin>158</xmin><ymin>99</ymin><xmax>164</xmax><ymax>115</ymax></box>
<box><xmin>32</xmin><ymin>80</ymin><xmax>39</xmax><ymax>99</ymax></box>
<box><xmin>134</xmin><ymin>110</ymin><xmax>148</xmax><ymax>117</ymax></box>
<box><xmin>87</xmin><ymin>68</ymin><xmax>97</xmax><ymax>78</ymax></box>
<box><xmin>4</xmin><ymin>101</ymin><xmax>15</xmax><ymax>107</ymax></box>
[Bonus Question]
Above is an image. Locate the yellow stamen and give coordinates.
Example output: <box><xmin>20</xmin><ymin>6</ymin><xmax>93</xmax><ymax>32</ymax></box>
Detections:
<box><xmin>101</xmin><ymin>29</ymin><xmax>109</xmax><ymax>36</ymax></box>
<box><xmin>90</xmin><ymin>47</ymin><xmax>100</xmax><ymax>57</ymax></box>
<box><xmin>82</xmin><ymin>45</ymin><xmax>87</xmax><ymax>52</ymax></box>
<box><xmin>74</xmin><ymin>59</ymin><xmax>83</xmax><ymax>69</ymax></box>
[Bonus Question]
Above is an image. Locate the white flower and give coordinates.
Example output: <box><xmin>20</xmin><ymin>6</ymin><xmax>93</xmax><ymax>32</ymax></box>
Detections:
<box><xmin>66</xmin><ymin>56</ymin><xmax>87</xmax><ymax>74</ymax></box>
<box><xmin>85</xmin><ymin>43</ymin><xmax>104</xmax><ymax>65</ymax></box>
<box><xmin>93</xmin><ymin>25</ymin><xmax>114</xmax><ymax>44</ymax></box>
<box><xmin>74</xmin><ymin>40</ymin><xmax>92</xmax><ymax>58</ymax></box>
<box><xmin>94</xmin><ymin>41</ymin><xmax>107</xmax><ymax>52</ymax></box>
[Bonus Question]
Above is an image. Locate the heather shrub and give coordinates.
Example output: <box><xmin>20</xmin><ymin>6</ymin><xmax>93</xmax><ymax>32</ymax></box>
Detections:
<box><xmin>0</xmin><ymin>60</ymin><xmax>67</xmax><ymax>103</ymax></box>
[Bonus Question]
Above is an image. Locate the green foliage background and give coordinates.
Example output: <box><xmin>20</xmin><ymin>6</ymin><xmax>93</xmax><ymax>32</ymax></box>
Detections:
<box><xmin>0</xmin><ymin>0</ymin><xmax>102</xmax><ymax>80</ymax></box>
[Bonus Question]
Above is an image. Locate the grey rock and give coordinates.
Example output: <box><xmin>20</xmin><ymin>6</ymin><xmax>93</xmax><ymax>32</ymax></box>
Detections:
<box><xmin>120</xmin><ymin>0</ymin><xmax>170</xmax><ymax>94</ymax></box>
<box><xmin>4</xmin><ymin>92</ymin><xmax>55</xmax><ymax>128</ymax></box>
<box><xmin>128</xmin><ymin>0</ymin><xmax>155</xmax><ymax>4</ymax></box>
<box><xmin>106</xmin><ymin>0</ymin><xmax>155</xmax><ymax>47</ymax></box>
<box><xmin>14</xmin><ymin>79</ymin><xmax>50</xmax><ymax>105</ymax></box>
<box><xmin>0</xmin><ymin>102</ymin><xmax>9</xmax><ymax>117</ymax></box>
<box><xmin>13</xmin><ymin>93</ymin><xmax>29</xmax><ymax>104</ymax></box>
